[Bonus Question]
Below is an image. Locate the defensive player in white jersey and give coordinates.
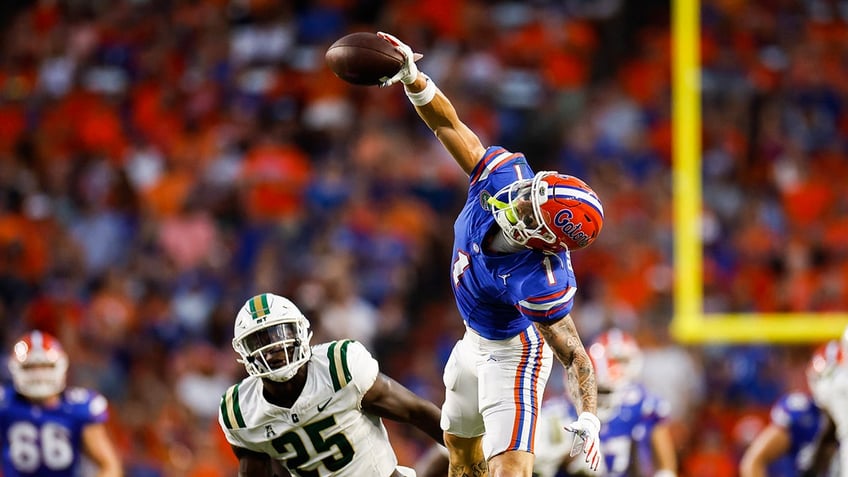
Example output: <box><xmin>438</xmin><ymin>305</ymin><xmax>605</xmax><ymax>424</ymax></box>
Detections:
<box><xmin>218</xmin><ymin>293</ymin><xmax>444</xmax><ymax>477</ymax></box>
<box><xmin>376</xmin><ymin>32</ymin><xmax>604</xmax><ymax>476</ymax></box>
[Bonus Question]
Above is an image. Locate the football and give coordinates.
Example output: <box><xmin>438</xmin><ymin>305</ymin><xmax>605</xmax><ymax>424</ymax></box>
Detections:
<box><xmin>325</xmin><ymin>32</ymin><xmax>419</xmax><ymax>86</ymax></box>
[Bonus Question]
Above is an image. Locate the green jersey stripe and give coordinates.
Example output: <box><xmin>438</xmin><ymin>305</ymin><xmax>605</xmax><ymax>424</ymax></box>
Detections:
<box><xmin>328</xmin><ymin>340</ymin><xmax>353</xmax><ymax>391</ymax></box>
<box><xmin>232</xmin><ymin>383</ymin><xmax>246</xmax><ymax>427</ymax></box>
<box><xmin>221</xmin><ymin>383</ymin><xmax>246</xmax><ymax>429</ymax></box>
<box><xmin>328</xmin><ymin>342</ymin><xmax>341</xmax><ymax>391</ymax></box>
<box><xmin>220</xmin><ymin>389</ymin><xmax>233</xmax><ymax>429</ymax></box>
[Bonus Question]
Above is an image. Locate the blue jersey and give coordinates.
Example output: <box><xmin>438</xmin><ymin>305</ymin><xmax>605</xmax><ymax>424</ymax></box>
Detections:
<box><xmin>767</xmin><ymin>392</ymin><xmax>829</xmax><ymax>476</ymax></box>
<box><xmin>0</xmin><ymin>384</ymin><xmax>109</xmax><ymax>476</ymax></box>
<box><xmin>452</xmin><ymin>146</ymin><xmax>577</xmax><ymax>340</ymax></box>
<box><xmin>599</xmin><ymin>385</ymin><xmax>670</xmax><ymax>477</ymax></box>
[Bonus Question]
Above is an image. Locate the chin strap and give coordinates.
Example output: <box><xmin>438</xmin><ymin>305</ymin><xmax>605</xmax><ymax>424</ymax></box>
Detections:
<box><xmin>487</xmin><ymin>196</ymin><xmax>518</xmax><ymax>224</ymax></box>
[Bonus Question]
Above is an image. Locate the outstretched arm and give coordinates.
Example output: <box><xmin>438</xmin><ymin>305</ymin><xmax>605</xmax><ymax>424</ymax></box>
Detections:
<box><xmin>378</xmin><ymin>32</ymin><xmax>485</xmax><ymax>176</ymax></box>
<box><xmin>361</xmin><ymin>372</ymin><xmax>445</xmax><ymax>446</ymax></box>
<box><xmin>403</xmin><ymin>73</ymin><xmax>485</xmax><ymax>175</ymax></box>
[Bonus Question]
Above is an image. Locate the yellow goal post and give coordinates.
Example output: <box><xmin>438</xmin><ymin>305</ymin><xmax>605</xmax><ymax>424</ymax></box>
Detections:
<box><xmin>670</xmin><ymin>0</ymin><xmax>848</xmax><ymax>343</ymax></box>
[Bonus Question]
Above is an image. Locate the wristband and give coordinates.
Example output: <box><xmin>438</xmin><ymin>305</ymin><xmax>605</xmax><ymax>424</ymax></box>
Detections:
<box><xmin>405</xmin><ymin>76</ymin><xmax>437</xmax><ymax>106</ymax></box>
<box><xmin>654</xmin><ymin>471</ymin><xmax>676</xmax><ymax>477</ymax></box>
<box><xmin>578</xmin><ymin>412</ymin><xmax>601</xmax><ymax>433</ymax></box>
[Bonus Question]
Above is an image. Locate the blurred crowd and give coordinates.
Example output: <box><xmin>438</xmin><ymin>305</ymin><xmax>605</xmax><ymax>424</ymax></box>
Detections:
<box><xmin>0</xmin><ymin>0</ymin><xmax>846</xmax><ymax>475</ymax></box>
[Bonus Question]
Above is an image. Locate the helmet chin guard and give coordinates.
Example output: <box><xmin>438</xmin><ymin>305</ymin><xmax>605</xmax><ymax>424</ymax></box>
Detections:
<box><xmin>233</xmin><ymin>294</ymin><xmax>313</xmax><ymax>382</ymax></box>
<box><xmin>489</xmin><ymin>171</ymin><xmax>604</xmax><ymax>253</ymax></box>
<box><xmin>8</xmin><ymin>330</ymin><xmax>69</xmax><ymax>400</ymax></box>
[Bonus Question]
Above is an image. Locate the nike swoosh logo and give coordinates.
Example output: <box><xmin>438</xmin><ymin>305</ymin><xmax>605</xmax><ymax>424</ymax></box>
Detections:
<box><xmin>317</xmin><ymin>398</ymin><xmax>332</xmax><ymax>412</ymax></box>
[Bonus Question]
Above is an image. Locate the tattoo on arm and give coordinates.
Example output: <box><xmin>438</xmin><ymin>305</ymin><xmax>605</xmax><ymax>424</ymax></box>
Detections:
<box><xmin>536</xmin><ymin>316</ymin><xmax>597</xmax><ymax>414</ymax></box>
<box><xmin>449</xmin><ymin>460</ymin><xmax>488</xmax><ymax>477</ymax></box>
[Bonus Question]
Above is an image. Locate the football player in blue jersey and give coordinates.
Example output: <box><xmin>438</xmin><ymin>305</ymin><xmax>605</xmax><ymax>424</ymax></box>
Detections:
<box><xmin>565</xmin><ymin>329</ymin><xmax>677</xmax><ymax>477</ymax></box>
<box><xmin>377</xmin><ymin>32</ymin><xmax>605</xmax><ymax>476</ymax></box>
<box><xmin>739</xmin><ymin>341</ymin><xmax>842</xmax><ymax>477</ymax></box>
<box><xmin>416</xmin><ymin>329</ymin><xmax>677</xmax><ymax>477</ymax></box>
<box><xmin>1</xmin><ymin>330</ymin><xmax>122</xmax><ymax>477</ymax></box>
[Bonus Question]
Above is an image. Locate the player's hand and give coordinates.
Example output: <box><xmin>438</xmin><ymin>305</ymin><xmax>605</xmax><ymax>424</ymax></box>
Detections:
<box><xmin>376</xmin><ymin>32</ymin><xmax>421</xmax><ymax>87</ymax></box>
<box><xmin>564</xmin><ymin>412</ymin><xmax>602</xmax><ymax>471</ymax></box>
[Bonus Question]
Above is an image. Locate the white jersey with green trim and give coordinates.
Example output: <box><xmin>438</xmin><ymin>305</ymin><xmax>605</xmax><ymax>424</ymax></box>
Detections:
<box><xmin>219</xmin><ymin>339</ymin><xmax>399</xmax><ymax>477</ymax></box>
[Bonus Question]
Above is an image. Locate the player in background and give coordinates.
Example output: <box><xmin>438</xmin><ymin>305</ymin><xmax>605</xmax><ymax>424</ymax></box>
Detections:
<box><xmin>376</xmin><ymin>32</ymin><xmax>604</xmax><ymax>476</ymax></box>
<box><xmin>1</xmin><ymin>330</ymin><xmax>123</xmax><ymax>477</ymax></box>
<box><xmin>739</xmin><ymin>340</ymin><xmax>842</xmax><ymax>477</ymax></box>
<box><xmin>218</xmin><ymin>293</ymin><xmax>444</xmax><ymax>477</ymax></box>
<box><xmin>810</xmin><ymin>330</ymin><xmax>848</xmax><ymax>477</ymax></box>
<box><xmin>538</xmin><ymin>329</ymin><xmax>677</xmax><ymax>477</ymax></box>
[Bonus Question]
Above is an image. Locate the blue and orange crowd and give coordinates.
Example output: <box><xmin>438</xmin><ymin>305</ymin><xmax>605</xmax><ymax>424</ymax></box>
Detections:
<box><xmin>0</xmin><ymin>0</ymin><xmax>846</xmax><ymax>475</ymax></box>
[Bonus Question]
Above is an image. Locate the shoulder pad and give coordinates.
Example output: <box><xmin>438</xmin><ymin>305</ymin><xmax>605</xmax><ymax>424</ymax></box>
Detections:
<box><xmin>327</xmin><ymin>340</ymin><xmax>356</xmax><ymax>392</ymax></box>
<box><xmin>220</xmin><ymin>383</ymin><xmax>247</xmax><ymax>430</ymax></box>
<box><xmin>782</xmin><ymin>392</ymin><xmax>813</xmax><ymax>412</ymax></box>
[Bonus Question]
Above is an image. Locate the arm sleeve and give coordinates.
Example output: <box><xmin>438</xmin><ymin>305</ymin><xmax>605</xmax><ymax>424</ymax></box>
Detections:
<box><xmin>641</xmin><ymin>393</ymin><xmax>672</xmax><ymax>428</ymax></box>
<box><xmin>86</xmin><ymin>393</ymin><xmax>109</xmax><ymax>424</ymax></box>
<box><xmin>770</xmin><ymin>393</ymin><xmax>805</xmax><ymax>430</ymax></box>
<box><xmin>66</xmin><ymin>387</ymin><xmax>109</xmax><ymax>425</ymax></box>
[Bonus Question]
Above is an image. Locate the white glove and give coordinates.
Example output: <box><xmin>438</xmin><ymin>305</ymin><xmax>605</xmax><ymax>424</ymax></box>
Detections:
<box><xmin>376</xmin><ymin>31</ymin><xmax>422</xmax><ymax>87</ymax></box>
<box><xmin>564</xmin><ymin>412</ymin><xmax>602</xmax><ymax>472</ymax></box>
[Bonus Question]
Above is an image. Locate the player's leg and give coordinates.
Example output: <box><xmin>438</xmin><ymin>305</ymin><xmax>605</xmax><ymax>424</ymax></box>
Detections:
<box><xmin>479</xmin><ymin>324</ymin><xmax>554</xmax><ymax>477</ymax></box>
<box><xmin>487</xmin><ymin>450</ymin><xmax>535</xmax><ymax>477</ymax></box>
<box><xmin>445</xmin><ymin>433</ymin><xmax>487</xmax><ymax>476</ymax></box>
<box><xmin>441</xmin><ymin>333</ymin><xmax>488</xmax><ymax>476</ymax></box>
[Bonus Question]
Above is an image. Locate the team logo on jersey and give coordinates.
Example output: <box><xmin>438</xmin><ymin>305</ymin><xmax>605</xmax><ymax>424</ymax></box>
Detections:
<box><xmin>265</xmin><ymin>425</ymin><xmax>276</xmax><ymax>437</ymax></box>
<box><xmin>480</xmin><ymin>190</ymin><xmax>493</xmax><ymax>210</ymax></box>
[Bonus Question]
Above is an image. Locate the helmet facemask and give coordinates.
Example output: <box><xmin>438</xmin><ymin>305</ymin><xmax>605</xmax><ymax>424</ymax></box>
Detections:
<box><xmin>489</xmin><ymin>172</ymin><xmax>560</xmax><ymax>251</ymax></box>
<box><xmin>233</xmin><ymin>294</ymin><xmax>313</xmax><ymax>382</ymax></box>
<box><xmin>8</xmin><ymin>334</ymin><xmax>69</xmax><ymax>400</ymax></box>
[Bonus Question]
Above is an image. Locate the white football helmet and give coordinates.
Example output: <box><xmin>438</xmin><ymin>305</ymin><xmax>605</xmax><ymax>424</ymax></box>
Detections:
<box><xmin>8</xmin><ymin>330</ymin><xmax>69</xmax><ymax>399</ymax></box>
<box><xmin>806</xmin><ymin>340</ymin><xmax>844</xmax><ymax>404</ymax></box>
<box><xmin>232</xmin><ymin>293</ymin><xmax>313</xmax><ymax>382</ymax></box>
<box><xmin>841</xmin><ymin>325</ymin><xmax>848</xmax><ymax>356</ymax></box>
